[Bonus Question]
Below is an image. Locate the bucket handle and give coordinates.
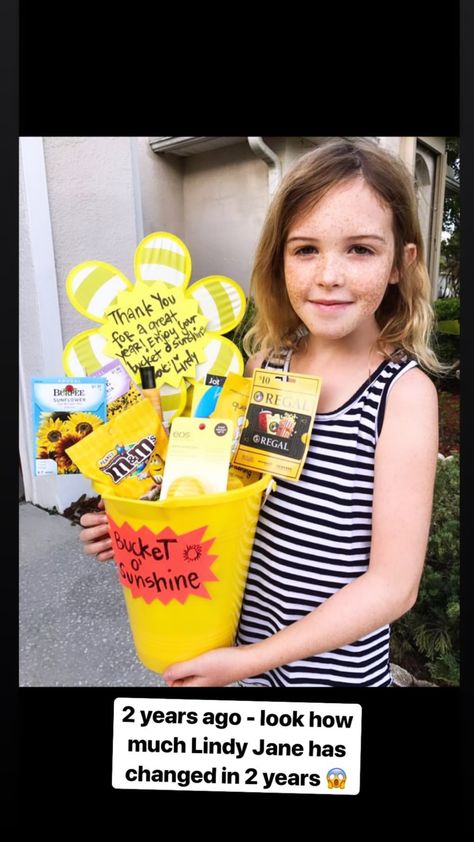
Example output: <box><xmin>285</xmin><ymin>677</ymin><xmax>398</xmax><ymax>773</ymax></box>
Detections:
<box><xmin>263</xmin><ymin>477</ymin><xmax>277</xmax><ymax>503</ymax></box>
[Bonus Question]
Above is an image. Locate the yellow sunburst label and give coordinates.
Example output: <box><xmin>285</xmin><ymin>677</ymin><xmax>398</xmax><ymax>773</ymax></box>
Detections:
<box><xmin>99</xmin><ymin>280</ymin><xmax>209</xmax><ymax>389</ymax></box>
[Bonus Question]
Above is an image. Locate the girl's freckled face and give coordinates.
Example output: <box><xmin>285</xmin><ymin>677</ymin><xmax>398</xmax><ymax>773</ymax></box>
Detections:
<box><xmin>284</xmin><ymin>178</ymin><xmax>399</xmax><ymax>342</ymax></box>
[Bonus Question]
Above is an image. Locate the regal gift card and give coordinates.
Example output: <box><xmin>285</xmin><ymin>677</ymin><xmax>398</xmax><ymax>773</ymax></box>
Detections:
<box><xmin>233</xmin><ymin>369</ymin><xmax>322</xmax><ymax>481</ymax></box>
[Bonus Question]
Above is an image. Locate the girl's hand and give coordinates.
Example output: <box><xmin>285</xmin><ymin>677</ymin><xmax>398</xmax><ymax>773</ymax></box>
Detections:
<box><xmin>163</xmin><ymin>647</ymin><xmax>253</xmax><ymax>687</ymax></box>
<box><xmin>79</xmin><ymin>499</ymin><xmax>114</xmax><ymax>562</ymax></box>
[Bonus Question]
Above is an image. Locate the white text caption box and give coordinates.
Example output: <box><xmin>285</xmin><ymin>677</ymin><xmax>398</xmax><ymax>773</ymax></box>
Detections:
<box><xmin>112</xmin><ymin>698</ymin><xmax>361</xmax><ymax>794</ymax></box>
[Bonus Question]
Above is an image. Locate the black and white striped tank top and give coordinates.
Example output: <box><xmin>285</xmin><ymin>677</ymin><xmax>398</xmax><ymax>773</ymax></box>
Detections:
<box><xmin>236</xmin><ymin>349</ymin><xmax>418</xmax><ymax>687</ymax></box>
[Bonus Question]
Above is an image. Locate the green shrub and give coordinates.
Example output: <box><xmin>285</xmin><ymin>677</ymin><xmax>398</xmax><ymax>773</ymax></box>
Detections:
<box><xmin>227</xmin><ymin>297</ymin><xmax>256</xmax><ymax>362</ymax></box>
<box><xmin>430</xmin><ymin>297</ymin><xmax>460</xmax><ymax>384</ymax></box>
<box><xmin>391</xmin><ymin>454</ymin><xmax>459</xmax><ymax>685</ymax></box>
<box><xmin>438</xmin><ymin>391</ymin><xmax>460</xmax><ymax>455</ymax></box>
<box><xmin>433</xmin><ymin>297</ymin><xmax>460</xmax><ymax>321</ymax></box>
<box><xmin>432</xmin><ymin>332</ymin><xmax>459</xmax><ymax>364</ymax></box>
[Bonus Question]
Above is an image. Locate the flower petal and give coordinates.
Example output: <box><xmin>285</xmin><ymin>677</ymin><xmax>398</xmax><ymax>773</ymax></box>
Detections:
<box><xmin>160</xmin><ymin>382</ymin><xmax>187</xmax><ymax>423</ymax></box>
<box><xmin>187</xmin><ymin>276</ymin><xmax>246</xmax><ymax>334</ymax></box>
<box><xmin>191</xmin><ymin>333</ymin><xmax>244</xmax><ymax>382</ymax></box>
<box><xmin>62</xmin><ymin>329</ymin><xmax>116</xmax><ymax>376</ymax></box>
<box><xmin>65</xmin><ymin>261</ymin><xmax>133</xmax><ymax>322</ymax></box>
<box><xmin>134</xmin><ymin>232</ymin><xmax>191</xmax><ymax>290</ymax></box>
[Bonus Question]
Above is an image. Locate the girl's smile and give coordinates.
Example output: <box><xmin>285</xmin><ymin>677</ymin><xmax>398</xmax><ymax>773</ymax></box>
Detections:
<box><xmin>309</xmin><ymin>300</ymin><xmax>353</xmax><ymax>311</ymax></box>
<box><xmin>284</xmin><ymin>177</ymin><xmax>400</xmax><ymax>345</ymax></box>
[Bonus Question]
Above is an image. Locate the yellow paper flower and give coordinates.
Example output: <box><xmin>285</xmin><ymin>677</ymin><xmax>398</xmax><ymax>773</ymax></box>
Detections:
<box><xmin>62</xmin><ymin>232</ymin><xmax>247</xmax><ymax>423</ymax></box>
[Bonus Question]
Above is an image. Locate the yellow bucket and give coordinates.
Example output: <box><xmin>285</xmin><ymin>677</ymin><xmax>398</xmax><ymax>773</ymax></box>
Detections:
<box><xmin>96</xmin><ymin>473</ymin><xmax>273</xmax><ymax>673</ymax></box>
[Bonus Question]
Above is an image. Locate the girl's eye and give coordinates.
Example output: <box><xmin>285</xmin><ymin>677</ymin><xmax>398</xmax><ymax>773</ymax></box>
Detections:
<box><xmin>295</xmin><ymin>245</ymin><xmax>317</xmax><ymax>255</ymax></box>
<box><xmin>349</xmin><ymin>245</ymin><xmax>374</xmax><ymax>255</ymax></box>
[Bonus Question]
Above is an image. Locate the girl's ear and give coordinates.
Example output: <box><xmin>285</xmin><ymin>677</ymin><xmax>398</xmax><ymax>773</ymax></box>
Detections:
<box><xmin>403</xmin><ymin>243</ymin><xmax>417</xmax><ymax>268</ymax></box>
<box><xmin>388</xmin><ymin>265</ymin><xmax>400</xmax><ymax>285</ymax></box>
<box><xmin>388</xmin><ymin>243</ymin><xmax>417</xmax><ymax>285</ymax></box>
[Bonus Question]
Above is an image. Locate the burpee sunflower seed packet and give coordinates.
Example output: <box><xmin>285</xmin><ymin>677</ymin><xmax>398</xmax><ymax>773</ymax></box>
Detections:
<box><xmin>33</xmin><ymin>377</ymin><xmax>107</xmax><ymax>476</ymax></box>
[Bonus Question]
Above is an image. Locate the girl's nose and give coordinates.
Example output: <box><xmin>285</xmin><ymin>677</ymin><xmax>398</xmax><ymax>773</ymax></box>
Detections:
<box><xmin>316</xmin><ymin>255</ymin><xmax>343</xmax><ymax>286</ymax></box>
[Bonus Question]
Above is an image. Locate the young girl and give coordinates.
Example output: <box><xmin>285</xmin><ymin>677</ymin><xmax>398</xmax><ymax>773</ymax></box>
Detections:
<box><xmin>80</xmin><ymin>138</ymin><xmax>440</xmax><ymax>688</ymax></box>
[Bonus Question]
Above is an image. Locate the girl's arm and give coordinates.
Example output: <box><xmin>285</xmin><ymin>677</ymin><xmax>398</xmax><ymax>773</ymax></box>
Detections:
<box><xmin>164</xmin><ymin>367</ymin><xmax>439</xmax><ymax>686</ymax></box>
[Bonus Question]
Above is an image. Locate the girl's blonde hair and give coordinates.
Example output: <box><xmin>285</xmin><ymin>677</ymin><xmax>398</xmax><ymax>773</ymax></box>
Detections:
<box><xmin>245</xmin><ymin>137</ymin><xmax>445</xmax><ymax>373</ymax></box>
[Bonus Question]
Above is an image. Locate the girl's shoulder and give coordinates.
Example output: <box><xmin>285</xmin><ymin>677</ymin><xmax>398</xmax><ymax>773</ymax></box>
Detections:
<box><xmin>371</xmin><ymin>350</ymin><xmax>419</xmax><ymax>387</ymax></box>
<box><xmin>375</xmin><ymin>350</ymin><xmax>435</xmax><ymax>389</ymax></box>
<box><xmin>383</xmin><ymin>362</ymin><xmax>437</xmax><ymax>405</ymax></box>
<box><xmin>375</xmin><ymin>356</ymin><xmax>438</xmax><ymax>442</ymax></box>
<box><xmin>244</xmin><ymin>350</ymin><xmax>267</xmax><ymax>376</ymax></box>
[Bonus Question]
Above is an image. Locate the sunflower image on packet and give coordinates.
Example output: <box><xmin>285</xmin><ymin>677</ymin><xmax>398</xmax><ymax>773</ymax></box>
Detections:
<box><xmin>66</xmin><ymin>399</ymin><xmax>168</xmax><ymax>499</ymax></box>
